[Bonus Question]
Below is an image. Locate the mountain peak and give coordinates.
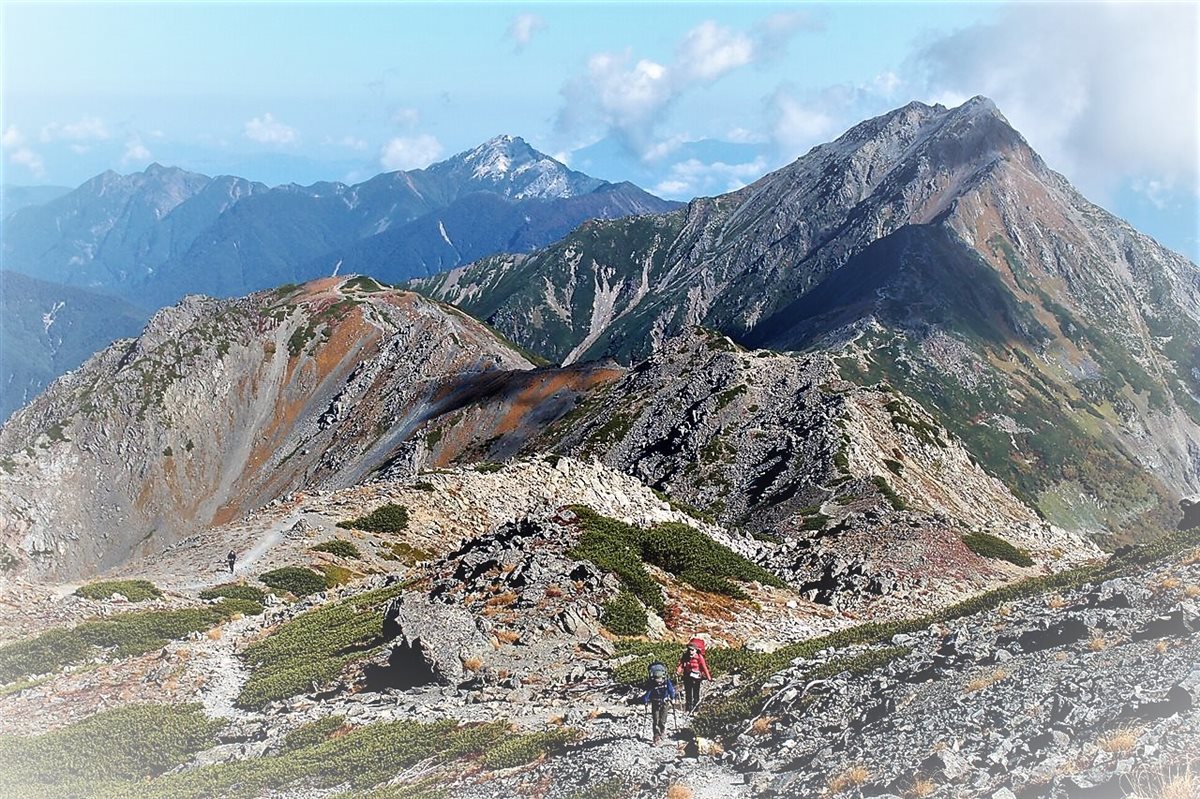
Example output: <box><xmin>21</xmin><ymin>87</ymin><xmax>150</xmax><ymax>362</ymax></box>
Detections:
<box><xmin>428</xmin><ymin>134</ymin><xmax>605</xmax><ymax>200</ymax></box>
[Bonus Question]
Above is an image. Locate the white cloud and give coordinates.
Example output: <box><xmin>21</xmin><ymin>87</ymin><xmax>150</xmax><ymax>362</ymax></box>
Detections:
<box><xmin>726</xmin><ymin>127</ymin><xmax>767</xmax><ymax>144</ymax></box>
<box><xmin>753</xmin><ymin>11</ymin><xmax>825</xmax><ymax>61</ymax></box>
<box><xmin>9</xmin><ymin>146</ymin><xmax>46</xmax><ymax>178</ymax></box>
<box><xmin>244</xmin><ymin>113</ymin><xmax>299</xmax><ymax>145</ymax></box>
<box><xmin>380</xmin><ymin>134</ymin><xmax>443</xmax><ymax>171</ymax></box>
<box><xmin>916</xmin><ymin>3</ymin><xmax>1198</xmax><ymax>198</ymax></box>
<box><xmin>121</xmin><ymin>136</ymin><xmax>152</xmax><ymax>166</ymax></box>
<box><xmin>1132</xmin><ymin>178</ymin><xmax>1176</xmax><ymax>211</ymax></box>
<box><xmin>873</xmin><ymin>71</ymin><xmax>902</xmax><ymax>98</ymax></box>
<box><xmin>3</xmin><ymin>125</ymin><xmax>45</xmax><ymax>178</ymax></box>
<box><xmin>506</xmin><ymin>13</ymin><xmax>545</xmax><ymax>51</ymax></box>
<box><xmin>69</xmin><ymin>144</ymin><xmax>92</xmax><ymax>155</ymax></box>
<box><xmin>558</xmin><ymin>15</ymin><xmax>817</xmax><ymax>158</ymax></box>
<box><xmin>653</xmin><ymin>156</ymin><xmax>768</xmax><ymax>198</ymax></box>
<box><xmin>2</xmin><ymin>125</ymin><xmax>24</xmax><ymax>149</ymax></box>
<box><xmin>675</xmin><ymin>21</ymin><xmax>755</xmax><ymax>82</ymax></box>
<box><xmin>40</xmin><ymin>116</ymin><xmax>110</xmax><ymax>142</ymax></box>
<box><xmin>769</xmin><ymin>90</ymin><xmax>836</xmax><ymax>153</ymax></box>
<box><xmin>339</xmin><ymin>135</ymin><xmax>369</xmax><ymax>152</ymax></box>
<box><xmin>391</xmin><ymin>107</ymin><xmax>420</xmax><ymax>128</ymax></box>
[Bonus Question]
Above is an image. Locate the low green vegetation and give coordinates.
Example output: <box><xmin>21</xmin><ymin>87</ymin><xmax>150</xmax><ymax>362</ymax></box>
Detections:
<box><xmin>237</xmin><ymin>583</ymin><xmax>407</xmax><ymax>709</ymax></box>
<box><xmin>75</xmin><ymin>579</ymin><xmax>162</xmax><ymax>603</ymax></box>
<box><xmin>473</xmin><ymin>461</ymin><xmax>505</xmax><ymax>474</ymax></box>
<box><xmin>320</xmin><ymin>563</ymin><xmax>355</xmax><ymax>587</ymax></box>
<box><xmin>337</xmin><ymin>503</ymin><xmax>409</xmax><ymax>533</ymax></box>
<box><xmin>310</xmin><ymin>539</ymin><xmax>362</xmax><ymax>559</ymax></box>
<box><xmin>280</xmin><ymin>716</ymin><xmax>346</xmax><ymax>753</ymax></box>
<box><xmin>0</xmin><ymin>600</ymin><xmax>259</xmax><ymax>685</ymax></box>
<box><xmin>381</xmin><ymin>541</ymin><xmax>433</xmax><ymax>564</ymax></box>
<box><xmin>872</xmin><ymin>475</ymin><xmax>907</xmax><ymax>511</ymax></box>
<box><xmin>568</xmin><ymin>507</ymin><xmax>784</xmax><ymax>621</ymax></box>
<box><xmin>3</xmin><ymin>711</ymin><xmax>571</xmax><ymax>799</ymax></box>
<box><xmin>198</xmin><ymin>583</ymin><xmax>266</xmax><ymax>603</ymax></box>
<box><xmin>600</xmin><ymin>591</ymin><xmax>648</xmax><ymax>636</ymax></box>
<box><xmin>479</xmin><ymin>728</ymin><xmax>572</xmax><ymax>769</ymax></box>
<box><xmin>963</xmin><ymin>532</ymin><xmax>1034</xmax><ymax>567</ymax></box>
<box><xmin>258</xmin><ymin>566</ymin><xmax>328</xmax><ymax>598</ymax></box>
<box><xmin>0</xmin><ymin>704</ymin><xmax>225</xmax><ymax>796</ymax></box>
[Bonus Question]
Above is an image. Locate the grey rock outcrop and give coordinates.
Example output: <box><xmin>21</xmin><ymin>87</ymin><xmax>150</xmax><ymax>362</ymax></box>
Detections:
<box><xmin>381</xmin><ymin>594</ymin><xmax>488</xmax><ymax>686</ymax></box>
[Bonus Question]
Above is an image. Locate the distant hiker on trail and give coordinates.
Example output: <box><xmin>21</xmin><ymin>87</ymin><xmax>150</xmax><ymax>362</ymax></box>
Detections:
<box><xmin>677</xmin><ymin>637</ymin><xmax>711</xmax><ymax>712</ymax></box>
<box><xmin>227</xmin><ymin>550</ymin><xmax>237</xmax><ymax>574</ymax></box>
<box><xmin>641</xmin><ymin>662</ymin><xmax>677</xmax><ymax>745</ymax></box>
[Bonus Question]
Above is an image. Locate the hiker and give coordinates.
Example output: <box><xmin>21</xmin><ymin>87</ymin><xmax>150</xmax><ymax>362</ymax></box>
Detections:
<box><xmin>640</xmin><ymin>661</ymin><xmax>677</xmax><ymax>745</ymax></box>
<box><xmin>677</xmin><ymin>637</ymin><xmax>711</xmax><ymax>712</ymax></box>
<box><xmin>227</xmin><ymin>550</ymin><xmax>237</xmax><ymax>574</ymax></box>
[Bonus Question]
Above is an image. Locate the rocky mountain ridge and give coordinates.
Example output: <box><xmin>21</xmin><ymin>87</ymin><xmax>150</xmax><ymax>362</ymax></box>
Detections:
<box><xmin>0</xmin><ymin>276</ymin><xmax>540</xmax><ymax>576</ymax></box>
<box><xmin>413</xmin><ymin>97</ymin><xmax>1200</xmax><ymax>541</ymax></box>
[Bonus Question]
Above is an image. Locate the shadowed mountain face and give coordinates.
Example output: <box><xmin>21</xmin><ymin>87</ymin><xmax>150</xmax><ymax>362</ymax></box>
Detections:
<box><xmin>0</xmin><ymin>277</ymin><xmax>545</xmax><ymax>576</ymax></box>
<box><xmin>0</xmin><ymin>271</ymin><xmax>149</xmax><ymax>422</ymax></box>
<box><xmin>0</xmin><ymin>137</ymin><xmax>677</xmax><ymax>310</ymax></box>
<box><xmin>414</xmin><ymin>97</ymin><xmax>1200</xmax><ymax>538</ymax></box>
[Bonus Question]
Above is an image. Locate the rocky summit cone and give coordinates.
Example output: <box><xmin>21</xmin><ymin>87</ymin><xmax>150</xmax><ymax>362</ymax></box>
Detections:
<box><xmin>416</xmin><ymin>96</ymin><xmax>1200</xmax><ymax>542</ymax></box>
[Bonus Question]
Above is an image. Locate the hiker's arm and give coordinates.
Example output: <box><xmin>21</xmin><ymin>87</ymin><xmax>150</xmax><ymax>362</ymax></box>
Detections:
<box><xmin>667</xmin><ymin>680</ymin><xmax>677</xmax><ymax>700</ymax></box>
<box><xmin>699</xmin><ymin>654</ymin><xmax>712</xmax><ymax>680</ymax></box>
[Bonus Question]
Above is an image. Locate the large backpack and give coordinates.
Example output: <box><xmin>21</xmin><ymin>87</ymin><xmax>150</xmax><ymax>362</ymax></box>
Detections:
<box><xmin>648</xmin><ymin>661</ymin><xmax>668</xmax><ymax>685</ymax></box>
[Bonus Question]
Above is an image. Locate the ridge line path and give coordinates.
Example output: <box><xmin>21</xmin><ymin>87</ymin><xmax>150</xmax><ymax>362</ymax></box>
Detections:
<box><xmin>177</xmin><ymin>511</ymin><xmax>304</xmax><ymax>591</ymax></box>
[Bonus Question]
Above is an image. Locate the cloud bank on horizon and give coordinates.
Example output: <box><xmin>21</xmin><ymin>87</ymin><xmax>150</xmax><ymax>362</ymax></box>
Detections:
<box><xmin>2</xmin><ymin>2</ymin><xmax>1196</xmax><ymax>257</ymax></box>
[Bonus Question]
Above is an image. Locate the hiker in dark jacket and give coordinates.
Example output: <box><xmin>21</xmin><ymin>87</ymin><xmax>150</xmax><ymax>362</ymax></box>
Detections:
<box><xmin>227</xmin><ymin>550</ymin><xmax>237</xmax><ymax>574</ymax></box>
<box><xmin>641</xmin><ymin>662</ymin><xmax>677</xmax><ymax>744</ymax></box>
<box><xmin>677</xmin><ymin>637</ymin><xmax>711</xmax><ymax>712</ymax></box>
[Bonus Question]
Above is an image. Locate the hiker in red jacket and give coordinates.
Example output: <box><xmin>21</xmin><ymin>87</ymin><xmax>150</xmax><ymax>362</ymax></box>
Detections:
<box><xmin>676</xmin><ymin>637</ymin><xmax>711</xmax><ymax>712</ymax></box>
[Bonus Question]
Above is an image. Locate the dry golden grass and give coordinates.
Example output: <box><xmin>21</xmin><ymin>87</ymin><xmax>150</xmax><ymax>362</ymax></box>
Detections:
<box><xmin>750</xmin><ymin>716</ymin><xmax>776</xmax><ymax>736</ymax></box>
<box><xmin>494</xmin><ymin>629</ymin><xmax>521</xmax><ymax>644</ymax></box>
<box><xmin>206</xmin><ymin>628</ymin><xmax>223</xmax><ymax>641</ymax></box>
<box><xmin>547</xmin><ymin>714</ymin><xmax>565</xmax><ymax>727</ymax></box>
<box><xmin>996</xmin><ymin>604</ymin><xmax>1014</xmax><ymax>618</ymax></box>
<box><xmin>1153</xmin><ymin>576</ymin><xmax>1182</xmax><ymax>594</ymax></box>
<box><xmin>904</xmin><ymin>776</ymin><xmax>938</xmax><ymax>798</ymax></box>
<box><xmin>1184</xmin><ymin>585</ymin><xmax>1200</xmax><ymax>599</ymax></box>
<box><xmin>1097</xmin><ymin>726</ymin><xmax>1140</xmax><ymax>755</ymax></box>
<box><xmin>965</xmin><ymin>669</ymin><xmax>1009</xmax><ymax>693</ymax></box>
<box><xmin>545</xmin><ymin>585</ymin><xmax>563</xmax><ymax>598</ymax></box>
<box><xmin>462</xmin><ymin>656</ymin><xmax>484</xmax><ymax>673</ymax></box>
<box><xmin>1088</xmin><ymin>636</ymin><xmax>1108</xmax><ymax>652</ymax></box>
<box><xmin>665</xmin><ymin>785</ymin><xmax>694</xmax><ymax>799</ymax></box>
<box><xmin>1125</xmin><ymin>764</ymin><xmax>1197</xmax><ymax>799</ymax></box>
<box><xmin>1182</xmin><ymin>548</ymin><xmax>1200</xmax><ymax>566</ymax></box>
<box><xmin>827</xmin><ymin>765</ymin><xmax>872</xmax><ymax>794</ymax></box>
<box><xmin>1154</xmin><ymin>640</ymin><xmax>1170</xmax><ymax>654</ymax></box>
<box><xmin>485</xmin><ymin>591</ymin><xmax>518</xmax><ymax>607</ymax></box>
<box><xmin>1047</xmin><ymin>594</ymin><xmax>1068</xmax><ymax>610</ymax></box>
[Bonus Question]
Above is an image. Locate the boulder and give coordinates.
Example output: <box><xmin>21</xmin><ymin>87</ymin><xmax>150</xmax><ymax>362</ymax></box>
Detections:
<box><xmin>381</xmin><ymin>593</ymin><xmax>487</xmax><ymax>687</ymax></box>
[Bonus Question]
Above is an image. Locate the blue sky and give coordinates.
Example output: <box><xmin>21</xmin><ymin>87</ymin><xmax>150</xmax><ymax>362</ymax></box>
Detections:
<box><xmin>2</xmin><ymin>2</ymin><xmax>1197</xmax><ymax>259</ymax></box>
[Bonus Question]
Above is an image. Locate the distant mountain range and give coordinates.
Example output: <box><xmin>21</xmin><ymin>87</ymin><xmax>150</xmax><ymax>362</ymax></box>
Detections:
<box><xmin>1</xmin><ymin>136</ymin><xmax>677</xmax><ymax>310</ymax></box>
<box><xmin>414</xmin><ymin>97</ymin><xmax>1200</xmax><ymax>540</ymax></box>
<box><xmin>0</xmin><ymin>137</ymin><xmax>675</xmax><ymax>421</ymax></box>
<box><xmin>0</xmin><ymin>271</ymin><xmax>148</xmax><ymax>421</ymax></box>
<box><xmin>1</xmin><ymin>185</ymin><xmax>72</xmax><ymax>217</ymax></box>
